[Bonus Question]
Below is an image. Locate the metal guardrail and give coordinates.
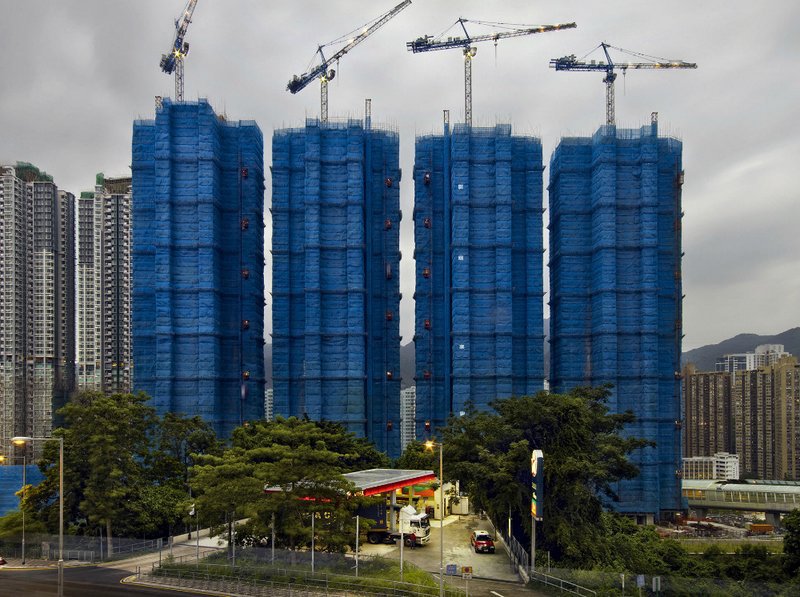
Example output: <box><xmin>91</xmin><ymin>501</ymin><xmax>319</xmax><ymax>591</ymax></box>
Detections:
<box><xmin>113</xmin><ymin>537</ymin><xmax>163</xmax><ymax>556</ymax></box>
<box><xmin>529</xmin><ymin>570</ymin><xmax>597</xmax><ymax>597</ymax></box>
<box><xmin>492</xmin><ymin>518</ymin><xmax>529</xmax><ymax>572</ymax></box>
<box><xmin>45</xmin><ymin>548</ymin><xmax>97</xmax><ymax>563</ymax></box>
<box><xmin>490</xmin><ymin>517</ymin><xmax>596</xmax><ymax>596</ymax></box>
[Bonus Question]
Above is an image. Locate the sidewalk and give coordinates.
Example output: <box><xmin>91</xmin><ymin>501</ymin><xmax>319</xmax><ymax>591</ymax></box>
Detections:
<box><xmin>429</xmin><ymin>514</ymin><xmax>463</xmax><ymax>528</ymax></box>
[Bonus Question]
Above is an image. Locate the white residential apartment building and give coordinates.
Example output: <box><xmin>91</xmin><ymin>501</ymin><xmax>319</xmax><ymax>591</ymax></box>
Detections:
<box><xmin>1</xmin><ymin>163</ymin><xmax>74</xmax><ymax>459</ymax></box>
<box><xmin>400</xmin><ymin>386</ymin><xmax>416</xmax><ymax>451</ymax></box>
<box><xmin>265</xmin><ymin>388</ymin><xmax>274</xmax><ymax>421</ymax></box>
<box><xmin>76</xmin><ymin>174</ymin><xmax>132</xmax><ymax>394</ymax></box>
<box><xmin>716</xmin><ymin>344</ymin><xmax>791</xmax><ymax>376</ymax></box>
<box><xmin>683</xmin><ymin>452</ymin><xmax>740</xmax><ymax>480</ymax></box>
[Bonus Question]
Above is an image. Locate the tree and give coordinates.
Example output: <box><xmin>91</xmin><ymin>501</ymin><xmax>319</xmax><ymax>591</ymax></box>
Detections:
<box><xmin>0</xmin><ymin>509</ymin><xmax>46</xmax><ymax>540</ymax></box>
<box><xmin>190</xmin><ymin>417</ymin><xmax>382</xmax><ymax>553</ymax></box>
<box><xmin>784</xmin><ymin>508</ymin><xmax>800</xmax><ymax>576</ymax></box>
<box><xmin>26</xmin><ymin>392</ymin><xmax>217</xmax><ymax>550</ymax></box>
<box><xmin>394</xmin><ymin>440</ymin><xmax>437</xmax><ymax>471</ymax></box>
<box><xmin>151</xmin><ymin>412</ymin><xmax>221</xmax><ymax>489</ymax></box>
<box><xmin>441</xmin><ymin>386</ymin><xmax>651</xmax><ymax>567</ymax></box>
<box><xmin>27</xmin><ymin>392</ymin><xmax>157</xmax><ymax>553</ymax></box>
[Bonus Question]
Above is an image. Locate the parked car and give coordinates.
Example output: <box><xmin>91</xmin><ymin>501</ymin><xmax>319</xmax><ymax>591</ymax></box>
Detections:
<box><xmin>0</xmin><ymin>556</ymin><xmax>6</xmax><ymax>566</ymax></box>
<box><xmin>470</xmin><ymin>530</ymin><xmax>495</xmax><ymax>553</ymax></box>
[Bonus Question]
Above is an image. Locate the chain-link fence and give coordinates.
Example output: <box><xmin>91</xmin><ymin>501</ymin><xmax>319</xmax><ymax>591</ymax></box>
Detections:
<box><xmin>533</xmin><ymin>567</ymin><xmax>799</xmax><ymax>597</ymax></box>
<box><xmin>0</xmin><ymin>533</ymin><xmax>165</xmax><ymax>563</ymax></box>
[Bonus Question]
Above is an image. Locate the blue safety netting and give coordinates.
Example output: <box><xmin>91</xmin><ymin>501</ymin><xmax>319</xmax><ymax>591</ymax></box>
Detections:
<box><xmin>548</xmin><ymin>122</ymin><xmax>683</xmax><ymax>516</ymax></box>
<box><xmin>271</xmin><ymin>119</ymin><xmax>401</xmax><ymax>457</ymax></box>
<box><xmin>0</xmin><ymin>465</ymin><xmax>43</xmax><ymax>516</ymax></box>
<box><xmin>132</xmin><ymin>99</ymin><xmax>265</xmax><ymax>439</ymax></box>
<box><xmin>413</xmin><ymin>124</ymin><xmax>545</xmax><ymax>439</ymax></box>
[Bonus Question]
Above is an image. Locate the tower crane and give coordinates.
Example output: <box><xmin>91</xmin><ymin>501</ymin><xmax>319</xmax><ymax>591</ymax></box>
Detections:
<box><xmin>160</xmin><ymin>0</ymin><xmax>199</xmax><ymax>102</ymax></box>
<box><xmin>287</xmin><ymin>0</ymin><xmax>412</xmax><ymax>123</ymax></box>
<box><xmin>550</xmin><ymin>42</ymin><xmax>697</xmax><ymax>125</ymax></box>
<box><xmin>407</xmin><ymin>18</ymin><xmax>576</xmax><ymax>126</ymax></box>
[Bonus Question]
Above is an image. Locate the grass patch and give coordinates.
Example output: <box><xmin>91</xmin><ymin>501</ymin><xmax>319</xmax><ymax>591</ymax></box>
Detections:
<box><xmin>676</xmin><ymin>538</ymin><xmax>784</xmax><ymax>554</ymax></box>
<box><xmin>153</xmin><ymin>550</ymin><xmax>463</xmax><ymax>596</ymax></box>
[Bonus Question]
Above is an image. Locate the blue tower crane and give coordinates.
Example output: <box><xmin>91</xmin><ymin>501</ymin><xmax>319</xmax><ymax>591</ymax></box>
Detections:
<box><xmin>287</xmin><ymin>0</ymin><xmax>412</xmax><ymax>122</ymax></box>
<box><xmin>159</xmin><ymin>0</ymin><xmax>199</xmax><ymax>102</ymax></box>
<box><xmin>407</xmin><ymin>18</ymin><xmax>576</xmax><ymax>126</ymax></box>
<box><xmin>550</xmin><ymin>42</ymin><xmax>697</xmax><ymax>125</ymax></box>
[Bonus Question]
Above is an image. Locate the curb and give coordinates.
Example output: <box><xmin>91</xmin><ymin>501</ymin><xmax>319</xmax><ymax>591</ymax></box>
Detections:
<box><xmin>122</xmin><ymin>575</ymin><xmax>233</xmax><ymax>596</ymax></box>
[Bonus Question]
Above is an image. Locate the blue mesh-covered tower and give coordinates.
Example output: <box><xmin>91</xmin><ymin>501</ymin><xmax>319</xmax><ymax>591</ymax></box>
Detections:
<box><xmin>413</xmin><ymin>121</ymin><xmax>545</xmax><ymax>438</ymax></box>
<box><xmin>132</xmin><ymin>99</ymin><xmax>265</xmax><ymax>438</ymax></box>
<box><xmin>271</xmin><ymin>119</ymin><xmax>401</xmax><ymax>457</ymax></box>
<box><xmin>548</xmin><ymin>120</ymin><xmax>684</xmax><ymax>518</ymax></box>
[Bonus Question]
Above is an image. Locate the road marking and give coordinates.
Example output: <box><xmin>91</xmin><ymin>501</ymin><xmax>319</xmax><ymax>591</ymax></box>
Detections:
<box><xmin>490</xmin><ymin>592</ymin><xmax>506</xmax><ymax>597</ymax></box>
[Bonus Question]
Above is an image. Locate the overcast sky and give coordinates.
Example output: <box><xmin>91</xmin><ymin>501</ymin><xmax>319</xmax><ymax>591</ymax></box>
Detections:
<box><xmin>1</xmin><ymin>0</ymin><xmax>798</xmax><ymax>351</ymax></box>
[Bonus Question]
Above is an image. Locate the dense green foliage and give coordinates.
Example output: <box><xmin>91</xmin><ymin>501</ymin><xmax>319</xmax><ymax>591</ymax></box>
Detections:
<box><xmin>394</xmin><ymin>385</ymin><xmax>800</xmax><ymax>589</ymax></box>
<box><xmin>394</xmin><ymin>440</ymin><xmax>437</xmax><ymax>471</ymax></box>
<box><xmin>785</xmin><ymin>508</ymin><xmax>800</xmax><ymax>575</ymax></box>
<box><xmin>190</xmin><ymin>417</ymin><xmax>388</xmax><ymax>553</ymax></box>
<box><xmin>9</xmin><ymin>393</ymin><xmax>389</xmax><ymax>554</ymax></box>
<box><xmin>437</xmin><ymin>386</ymin><xmax>650</xmax><ymax>566</ymax></box>
<box><xmin>22</xmin><ymin>391</ymin><xmax>218</xmax><ymax>549</ymax></box>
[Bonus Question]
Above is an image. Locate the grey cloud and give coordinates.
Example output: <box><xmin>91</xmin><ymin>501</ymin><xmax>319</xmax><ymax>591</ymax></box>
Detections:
<box><xmin>1</xmin><ymin>0</ymin><xmax>798</xmax><ymax>351</ymax></box>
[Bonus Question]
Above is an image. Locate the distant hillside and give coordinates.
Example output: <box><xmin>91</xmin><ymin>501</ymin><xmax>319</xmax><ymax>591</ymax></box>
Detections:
<box><xmin>681</xmin><ymin>327</ymin><xmax>800</xmax><ymax>371</ymax></box>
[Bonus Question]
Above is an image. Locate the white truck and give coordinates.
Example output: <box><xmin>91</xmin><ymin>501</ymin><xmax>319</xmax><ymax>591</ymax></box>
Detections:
<box><xmin>361</xmin><ymin>502</ymin><xmax>431</xmax><ymax>546</ymax></box>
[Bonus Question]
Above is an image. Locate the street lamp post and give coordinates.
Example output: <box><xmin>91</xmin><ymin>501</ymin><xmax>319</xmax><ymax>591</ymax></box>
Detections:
<box><xmin>425</xmin><ymin>440</ymin><xmax>444</xmax><ymax>597</ymax></box>
<box><xmin>22</xmin><ymin>451</ymin><xmax>26</xmax><ymax>565</ymax></box>
<box><xmin>12</xmin><ymin>436</ymin><xmax>64</xmax><ymax>597</ymax></box>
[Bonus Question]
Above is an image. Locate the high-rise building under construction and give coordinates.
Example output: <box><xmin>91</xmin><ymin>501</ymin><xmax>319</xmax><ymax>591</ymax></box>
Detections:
<box><xmin>271</xmin><ymin>118</ymin><xmax>402</xmax><ymax>457</ymax></box>
<box><xmin>0</xmin><ymin>163</ymin><xmax>75</xmax><ymax>458</ymax></box>
<box><xmin>413</xmin><ymin>120</ymin><xmax>545</xmax><ymax>439</ymax></box>
<box><xmin>132</xmin><ymin>99</ymin><xmax>265</xmax><ymax>438</ymax></box>
<box><xmin>76</xmin><ymin>174</ymin><xmax>132</xmax><ymax>394</ymax></box>
<box><xmin>548</xmin><ymin>119</ymin><xmax>684</xmax><ymax>519</ymax></box>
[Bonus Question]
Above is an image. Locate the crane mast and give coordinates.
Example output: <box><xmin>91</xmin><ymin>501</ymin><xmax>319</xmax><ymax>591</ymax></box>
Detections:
<box><xmin>287</xmin><ymin>0</ymin><xmax>412</xmax><ymax>122</ymax></box>
<box><xmin>160</xmin><ymin>0</ymin><xmax>199</xmax><ymax>102</ymax></box>
<box><xmin>550</xmin><ymin>42</ymin><xmax>697</xmax><ymax>125</ymax></box>
<box><xmin>407</xmin><ymin>18</ymin><xmax>576</xmax><ymax>126</ymax></box>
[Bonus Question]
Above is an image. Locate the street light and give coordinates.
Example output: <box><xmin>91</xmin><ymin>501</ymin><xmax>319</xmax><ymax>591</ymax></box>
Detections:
<box><xmin>12</xmin><ymin>436</ymin><xmax>64</xmax><ymax>597</ymax></box>
<box><xmin>425</xmin><ymin>440</ymin><xmax>444</xmax><ymax>597</ymax></box>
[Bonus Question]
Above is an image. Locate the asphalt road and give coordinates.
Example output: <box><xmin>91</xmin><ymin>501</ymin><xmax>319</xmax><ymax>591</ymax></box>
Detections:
<box><xmin>0</xmin><ymin>540</ymin><xmax>218</xmax><ymax>596</ymax></box>
<box><xmin>0</xmin><ymin>566</ymin><xmax>179</xmax><ymax>596</ymax></box>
